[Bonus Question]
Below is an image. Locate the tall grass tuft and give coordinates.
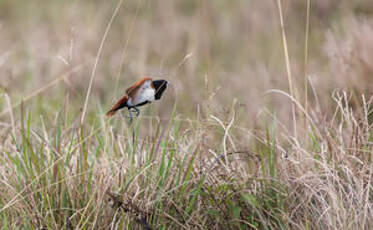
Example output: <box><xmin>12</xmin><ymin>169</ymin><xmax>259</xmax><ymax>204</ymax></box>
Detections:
<box><xmin>1</xmin><ymin>91</ymin><xmax>372</xmax><ymax>229</ymax></box>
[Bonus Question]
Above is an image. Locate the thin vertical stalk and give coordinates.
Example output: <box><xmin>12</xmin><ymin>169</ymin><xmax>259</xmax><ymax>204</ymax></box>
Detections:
<box><xmin>304</xmin><ymin>0</ymin><xmax>311</xmax><ymax>133</ymax></box>
<box><xmin>276</xmin><ymin>0</ymin><xmax>297</xmax><ymax>137</ymax></box>
<box><xmin>81</xmin><ymin>0</ymin><xmax>124</xmax><ymax>124</ymax></box>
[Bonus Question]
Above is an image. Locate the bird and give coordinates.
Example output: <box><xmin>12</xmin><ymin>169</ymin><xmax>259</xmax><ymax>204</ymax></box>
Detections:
<box><xmin>106</xmin><ymin>77</ymin><xmax>169</xmax><ymax>118</ymax></box>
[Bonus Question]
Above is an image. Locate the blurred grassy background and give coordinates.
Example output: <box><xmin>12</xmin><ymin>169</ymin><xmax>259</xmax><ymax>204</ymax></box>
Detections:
<box><xmin>0</xmin><ymin>0</ymin><xmax>372</xmax><ymax>128</ymax></box>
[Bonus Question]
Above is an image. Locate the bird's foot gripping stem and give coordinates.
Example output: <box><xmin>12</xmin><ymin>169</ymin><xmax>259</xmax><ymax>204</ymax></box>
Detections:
<box><xmin>126</xmin><ymin>107</ymin><xmax>140</xmax><ymax>146</ymax></box>
<box><xmin>126</xmin><ymin>107</ymin><xmax>140</xmax><ymax>125</ymax></box>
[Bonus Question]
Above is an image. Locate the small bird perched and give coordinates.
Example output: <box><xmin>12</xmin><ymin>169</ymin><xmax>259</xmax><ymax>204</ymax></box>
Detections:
<box><xmin>106</xmin><ymin>77</ymin><xmax>169</xmax><ymax>117</ymax></box>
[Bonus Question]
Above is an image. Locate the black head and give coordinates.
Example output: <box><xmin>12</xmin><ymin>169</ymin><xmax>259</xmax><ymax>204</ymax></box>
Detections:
<box><xmin>152</xmin><ymin>79</ymin><xmax>169</xmax><ymax>100</ymax></box>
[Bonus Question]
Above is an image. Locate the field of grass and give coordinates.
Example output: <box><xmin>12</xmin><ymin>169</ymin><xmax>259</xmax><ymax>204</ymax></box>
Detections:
<box><xmin>0</xmin><ymin>0</ymin><xmax>372</xmax><ymax>229</ymax></box>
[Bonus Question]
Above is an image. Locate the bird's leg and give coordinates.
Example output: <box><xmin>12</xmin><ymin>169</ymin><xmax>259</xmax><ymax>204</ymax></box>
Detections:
<box><xmin>126</xmin><ymin>108</ymin><xmax>140</xmax><ymax>147</ymax></box>
<box><xmin>127</xmin><ymin>108</ymin><xmax>134</xmax><ymax>126</ymax></box>
<box><xmin>126</xmin><ymin>107</ymin><xmax>141</xmax><ymax>126</ymax></box>
<box><xmin>133</xmin><ymin>107</ymin><xmax>140</xmax><ymax>118</ymax></box>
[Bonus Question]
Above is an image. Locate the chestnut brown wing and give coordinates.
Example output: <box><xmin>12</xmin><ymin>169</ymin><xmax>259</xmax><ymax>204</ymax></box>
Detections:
<box><xmin>106</xmin><ymin>95</ymin><xmax>128</xmax><ymax>116</ymax></box>
<box><xmin>125</xmin><ymin>77</ymin><xmax>152</xmax><ymax>98</ymax></box>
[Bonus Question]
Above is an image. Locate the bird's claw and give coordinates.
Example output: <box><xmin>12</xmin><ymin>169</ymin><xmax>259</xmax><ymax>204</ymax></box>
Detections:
<box><xmin>126</xmin><ymin>108</ymin><xmax>140</xmax><ymax>124</ymax></box>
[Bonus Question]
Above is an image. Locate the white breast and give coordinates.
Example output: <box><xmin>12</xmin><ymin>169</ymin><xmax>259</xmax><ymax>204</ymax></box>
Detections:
<box><xmin>130</xmin><ymin>80</ymin><xmax>155</xmax><ymax>106</ymax></box>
